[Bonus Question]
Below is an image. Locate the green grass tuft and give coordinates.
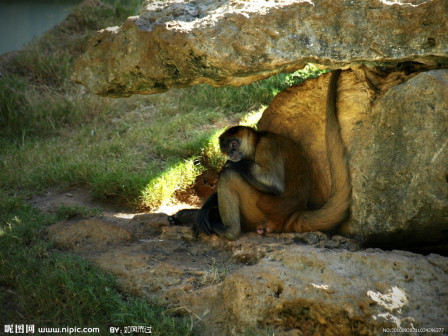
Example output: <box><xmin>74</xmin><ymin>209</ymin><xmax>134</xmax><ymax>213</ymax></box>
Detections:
<box><xmin>141</xmin><ymin>158</ymin><xmax>204</xmax><ymax>209</ymax></box>
<box><xmin>55</xmin><ymin>204</ymin><xmax>104</xmax><ymax>220</ymax></box>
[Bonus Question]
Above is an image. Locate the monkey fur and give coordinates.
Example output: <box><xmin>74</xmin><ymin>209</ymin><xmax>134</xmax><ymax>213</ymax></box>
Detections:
<box><xmin>170</xmin><ymin>69</ymin><xmax>351</xmax><ymax>240</ymax></box>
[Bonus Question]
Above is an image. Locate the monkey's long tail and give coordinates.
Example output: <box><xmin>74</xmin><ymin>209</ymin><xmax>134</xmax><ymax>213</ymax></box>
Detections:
<box><xmin>288</xmin><ymin>69</ymin><xmax>352</xmax><ymax>232</ymax></box>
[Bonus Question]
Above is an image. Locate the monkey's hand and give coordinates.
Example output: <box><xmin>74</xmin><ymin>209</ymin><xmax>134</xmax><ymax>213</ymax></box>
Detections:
<box><xmin>223</xmin><ymin>160</ymin><xmax>242</xmax><ymax>169</ymax></box>
<box><xmin>224</xmin><ymin>158</ymin><xmax>250</xmax><ymax>169</ymax></box>
<box><xmin>225</xmin><ymin>159</ymin><xmax>283</xmax><ymax>196</ymax></box>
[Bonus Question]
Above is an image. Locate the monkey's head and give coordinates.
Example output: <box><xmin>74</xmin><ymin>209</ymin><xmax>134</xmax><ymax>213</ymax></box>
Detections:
<box><xmin>219</xmin><ymin>126</ymin><xmax>257</xmax><ymax>162</ymax></box>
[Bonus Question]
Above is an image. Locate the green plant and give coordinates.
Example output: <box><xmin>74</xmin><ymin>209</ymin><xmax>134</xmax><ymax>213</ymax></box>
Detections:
<box><xmin>55</xmin><ymin>204</ymin><xmax>104</xmax><ymax>220</ymax></box>
<box><xmin>0</xmin><ymin>74</ymin><xmax>28</xmax><ymax>139</ymax></box>
<box><xmin>140</xmin><ymin>158</ymin><xmax>203</xmax><ymax>209</ymax></box>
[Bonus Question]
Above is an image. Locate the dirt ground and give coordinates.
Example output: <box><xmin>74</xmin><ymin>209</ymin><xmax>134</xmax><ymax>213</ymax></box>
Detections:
<box><xmin>31</xmin><ymin>184</ymin><xmax>360</xmax><ymax>294</ymax></box>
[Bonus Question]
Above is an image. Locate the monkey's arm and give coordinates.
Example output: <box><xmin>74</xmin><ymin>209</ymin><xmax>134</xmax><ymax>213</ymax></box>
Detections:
<box><xmin>226</xmin><ymin>143</ymin><xmax>285</xmax><ymax>196</ymax></box>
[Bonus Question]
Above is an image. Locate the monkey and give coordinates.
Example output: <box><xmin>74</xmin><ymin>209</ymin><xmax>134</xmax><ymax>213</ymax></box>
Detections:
<box><xmin>169</xmin><ymin>69</ymin><xmax>351</xmax><ymax>240</ymax></box>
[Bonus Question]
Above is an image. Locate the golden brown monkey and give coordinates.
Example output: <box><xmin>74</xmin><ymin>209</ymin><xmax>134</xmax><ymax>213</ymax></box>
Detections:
<box><xmin>170</xmin><ymin>69</ymin><xmax>351</xmax><ymax>240</ymax></box>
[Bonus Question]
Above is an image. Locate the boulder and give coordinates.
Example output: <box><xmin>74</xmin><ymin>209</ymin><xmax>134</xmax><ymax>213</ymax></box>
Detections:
<box><xmin>71</xmin><ymin>0</ymin><xmax>448</xmax><ymax>97</ymax></box>
<box><xmin>46</xmin><ymin>215</ymin><xmax>448</xmax><ymax>335</ymax></box>
<box><xmin>258</xmin><ymin>67</ymin><xmax>448</xmax><ymax>249</ymax></box>
<box><xmin>220</xmin><ymin>247</ymin><xmax>448</xmax><ymax>335</ymax></box>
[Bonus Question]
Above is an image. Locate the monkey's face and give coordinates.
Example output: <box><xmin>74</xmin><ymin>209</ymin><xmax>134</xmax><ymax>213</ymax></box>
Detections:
<box><xmin>219</xmin><ymin>126</ymin><xmax>256</xmax><ymax>162</ymax></box>
<box><xmin>220</xmin><ymin>138</ymin><xmax>243</xmax><ymax>162</ymax></box>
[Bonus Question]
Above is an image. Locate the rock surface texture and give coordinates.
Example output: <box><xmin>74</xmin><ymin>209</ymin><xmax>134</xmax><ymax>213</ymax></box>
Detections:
<box><xmin>46</xmin><ymin>215</ymin><xmax>448</xmax><ymax>335</ymax></box>
<box><xmin>258</xmin><ymin>68</ymin><xmax>448</xmax><ymax>250</ymax></box>
<box><xmin>71</xmin><ymin>0</ymin><xmax>448</xmax><ymax>97</ymax></box>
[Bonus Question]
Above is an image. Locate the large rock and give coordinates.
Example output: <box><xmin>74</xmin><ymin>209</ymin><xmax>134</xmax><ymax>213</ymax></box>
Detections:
<box><xmin>220</xmin><ymin>247</ymin><xmax>447</xmax><ymax>335</ymax></box>
<box><xmin>46</xmin><ymin>215</ymin><xmax>448</xmax><ymax>335</ymax></box>
<box><xmin>71</xmin><ymin>0</ymin><xmax>448</xmax><ymax>97</ymax></box>
<box><xmin>258</xmin><ymin>67</ymin><xmax>448</xmax><ymax>249</ymax></box>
